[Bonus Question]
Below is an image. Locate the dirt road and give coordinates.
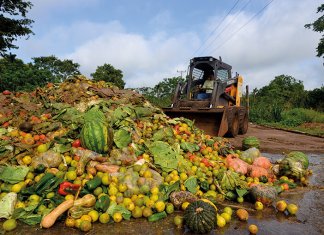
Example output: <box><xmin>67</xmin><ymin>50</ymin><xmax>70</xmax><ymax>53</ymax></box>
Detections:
<box><xmin>228</xmin><ymin>123</ymin><xmax>324</xmax><ymax>154</ymax></box>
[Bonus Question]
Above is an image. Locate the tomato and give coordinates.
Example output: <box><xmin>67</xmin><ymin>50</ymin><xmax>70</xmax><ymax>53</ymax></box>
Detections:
<box><xmin>2</xmin><ymin>90</ymin><xmax>11</xmax><ymax>95</ymax></box>
<box><xmin>72</xmin><ymin>139</ymin><xmax>81</xmax><ymax>148</ymax></box>
<box><xmin>201</xmin><ymin>158</ymin><xmax>210</xmax><ymax>167</ymax></box>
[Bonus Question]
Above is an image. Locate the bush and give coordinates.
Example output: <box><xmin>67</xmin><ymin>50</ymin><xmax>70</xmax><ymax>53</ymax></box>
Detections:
<box><xmin>280</xmin><ymin>108</ymin><xmax>324</xmax><ymax>127</ymax></box>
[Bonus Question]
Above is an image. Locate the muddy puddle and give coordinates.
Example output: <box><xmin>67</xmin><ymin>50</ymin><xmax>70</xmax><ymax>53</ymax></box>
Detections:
<box><xmin>4</xmin><ymin>153</ymin><xmax>324</xmax><ymax>235</ymax></box>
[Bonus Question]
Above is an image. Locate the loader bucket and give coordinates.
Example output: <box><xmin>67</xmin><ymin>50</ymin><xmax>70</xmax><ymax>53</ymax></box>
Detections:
<box><xmin>163</xmin><ymin>108</ymin><xmax>228</xmax><ymax>137</ymax></box>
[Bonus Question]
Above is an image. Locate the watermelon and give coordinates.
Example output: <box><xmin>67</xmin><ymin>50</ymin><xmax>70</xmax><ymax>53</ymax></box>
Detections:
<box><xmin>80</xmin><ymin>106</ymin><xmax>113</xmax><ymax>154</ymax></box>
<box><xmin>80</xmin><ymin>122</ymin><xmax>113</xmax><ymax>154</ymax></box>
<box><xmin>242</xmin><ymin>136</ymin><xmax>260</xmax><ymax>150</ymax></box>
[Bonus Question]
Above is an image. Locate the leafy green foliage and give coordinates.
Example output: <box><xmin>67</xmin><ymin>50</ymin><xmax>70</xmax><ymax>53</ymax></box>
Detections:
<box><xmin>31</xmin><ymin>56</ymin><xmax>80</xmax><ymax>82</ymax></box>
<box><xmin>0</xmin><ymin>0</ymin><xmax>34</xmax><ymax>56</ymax></box>
<box><xmin>305</xmin><ymin>4</ymin><xmax>324</xmax><ymax>57</ymax></box>
<box><xmin>249</xmin><ymin>75</ymin><xmax>306</xmax><ymax>123</ymax></box>
<box><xmin>91</xmin><ymin>63</ymin><xmax>125</xmax><ymax>89</ymax></box>
<box><xmin>0</xmin><ymin>56</ymin><xmax>80</xmax><ymax>91</ymax></box>
<box><xmin>138</xmin><ymin>76</ymin><xmax>185</xmax><ymax>108</ymax></box>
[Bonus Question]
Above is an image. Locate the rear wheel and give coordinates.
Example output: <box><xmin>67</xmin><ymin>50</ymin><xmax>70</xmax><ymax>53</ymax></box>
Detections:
<box><xmin>227</xmin><ymin>109</ymin><xmax>239</xmax><ymax>137</ymax></box>
<box><xmin>239</xmin><ymin>110</ymin><xmax>249</xmax><ymax>134</ymax></box>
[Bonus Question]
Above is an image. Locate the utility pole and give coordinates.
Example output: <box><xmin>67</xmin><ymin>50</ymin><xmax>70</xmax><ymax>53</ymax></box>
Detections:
<box><xmin>177</xmin><ymin>70</ymin><xmax>186</xmax><ymax>78</ymax></box>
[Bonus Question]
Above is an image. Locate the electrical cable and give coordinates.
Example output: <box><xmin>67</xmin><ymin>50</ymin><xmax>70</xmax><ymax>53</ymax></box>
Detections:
<box><xmin>199</xmin><ymin>0</ymin><xmax>252</xmax><ymax>56</ymax></box>
<box><xmin>192</xmin><ymin>0</ymin><xmax>241</xmax><ymax>57</ymax></box>
<box><xmin>209</xmin><ymin>0</ymin><xmax>275</xmax><ymax>53</ymax></box>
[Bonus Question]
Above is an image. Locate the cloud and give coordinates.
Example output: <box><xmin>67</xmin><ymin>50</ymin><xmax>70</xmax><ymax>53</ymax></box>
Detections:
<box><xmin>65</xmin><ymin>23</ymin><xmax>199</xmax><ymax>88</ymax></box>
<box><xmin>201</xmin><ymin>0</ymin><xmax>323</xmax><ymax>90</ymax></box>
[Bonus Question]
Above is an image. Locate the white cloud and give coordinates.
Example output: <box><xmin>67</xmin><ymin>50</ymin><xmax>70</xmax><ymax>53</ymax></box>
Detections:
<box><xmin>201</xmin><ymin>0</ymin><xmax>323</xmax><ymax>90</ymax></box>
<box><xmin>66</xmin><ymin>24</ymin><xmax>199</xmax><ymax>88</ymax></box>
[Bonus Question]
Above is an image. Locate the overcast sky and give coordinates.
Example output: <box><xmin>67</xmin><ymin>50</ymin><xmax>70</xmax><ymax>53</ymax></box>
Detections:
<box><xmin>15</xmin><ymin>0</ymin><xmax>323</xmax><ymax>90</ymax></box>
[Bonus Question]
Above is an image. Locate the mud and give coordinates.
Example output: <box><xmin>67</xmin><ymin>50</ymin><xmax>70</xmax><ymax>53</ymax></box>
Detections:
<box><xmin>4</xmin><ymin>126</ymin><xmax>324</xmax><ymax>235</ymax></box>
<box><xmin>229</xmin><ymin>123</ymin><xmax>324</xmax><ymax>154</ymax></box>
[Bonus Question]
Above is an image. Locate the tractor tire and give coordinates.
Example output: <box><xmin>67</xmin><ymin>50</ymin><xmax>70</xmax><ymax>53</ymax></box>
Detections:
<box><xmin>239</xmin><ymin>110</ymin><xmax>249</xmax><ymax>134</ymax></box>
<box><xmin>227</xmin><ymin>109</ymin><xmax>239</xmax><ymax>137</ymax></box>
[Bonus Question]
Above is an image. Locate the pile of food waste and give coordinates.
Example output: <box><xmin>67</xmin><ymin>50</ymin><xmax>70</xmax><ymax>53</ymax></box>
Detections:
<box><xmin>0</xmin><ymin>76</ymin><xmax>312</xmax><ymax>233</ymax></box>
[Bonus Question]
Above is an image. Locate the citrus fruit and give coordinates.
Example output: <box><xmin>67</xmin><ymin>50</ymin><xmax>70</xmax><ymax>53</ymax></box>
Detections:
<box><xmin>2</xmin><ymin>219</ymin><xmax>17</xmax><ymax>231</ymax></box>
<box><xmin>255</xmin><ymin>201</ymin><xmax>264</xmax><ymax>211</ymax></box>
<box><xmin>248</xmin><ymin>224</ymin><xmax>258</xmax><ymax>234</ymax></box>
<box><xmin>216</xmin><ymin>214</ymin><xmax>226</xmax><ymax>228</ymax></box>
<box><xmin>173</xmin><ymin>215</ymin><xmax>184</xmax><ymax>228</ymax></box>
<box><xmin>113</xmin><ymin>212</ymin><xmax>123</xmax><ymax>222</ymax></box>
<box><xmin>79</xmin><ymin>220</ymin><xmax>92</xmax><ymax>232</ymax></box>
<box><xmin>220</xmin><ymin>212</ymin><xmax>231</xmax><ymax>223</ymax></box>
<box><xmin>287</xmin><ymin>203</ymin><xmax>298</xmax><ymax>215</ymax></box>
<box><xmin>223</xmin><ymin>206</ymin><xmax>233</xmax><ymax>216</ymax></box>
<box><xmin>99</xmin><ymin>213</ymin><xmax>110</xmax><ymax>223</ymax></box>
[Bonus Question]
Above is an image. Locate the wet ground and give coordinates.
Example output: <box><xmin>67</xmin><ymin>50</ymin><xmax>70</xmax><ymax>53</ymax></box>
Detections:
<box><xmin>5</xmin><ymin>152</ymin><xmax>324</xmax><ymax>235</ymax></box>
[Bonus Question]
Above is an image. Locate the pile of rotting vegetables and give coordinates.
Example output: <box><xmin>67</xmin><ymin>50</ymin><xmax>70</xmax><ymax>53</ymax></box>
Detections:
<box><xmin>0</xmin><ymin>76</ymin><xmax>312</xmax><ymax>233</ymax></box>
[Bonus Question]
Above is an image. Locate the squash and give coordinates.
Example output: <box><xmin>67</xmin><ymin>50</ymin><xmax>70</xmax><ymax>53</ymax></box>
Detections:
<box><xmin>184</xmin><ymin>200</ymin><xmax>216</xmax><ymax>234</ymax></box>
<box><xmin>41</xmin><ymin>199</ymin><xmax>74</xmax><ymax>228</ymax></box>
<box><xmin>74</xmin><ymin>194</ymin><xmax>96</xmax><ymax>207</ymax></box>
<box><xmin>242</xmin><ymin>136</ymin><xmax>260</xmax><ymax>150</ymax></box>
<box><xmin>252</xmin><ymin>157</ymin><xmax>272</xmax><ymax>169</ymax></box>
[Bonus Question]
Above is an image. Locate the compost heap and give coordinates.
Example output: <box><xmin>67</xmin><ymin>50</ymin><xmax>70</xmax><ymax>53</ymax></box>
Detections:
<box><xmin>0</xmin><ymin>76</ymin><xmax>311</xmax><ymax>232</ymax></box>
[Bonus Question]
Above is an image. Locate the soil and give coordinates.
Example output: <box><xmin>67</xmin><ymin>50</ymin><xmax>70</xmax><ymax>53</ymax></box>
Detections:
<box><xmin>228</xmin><ymin>123</ymin><xmax>324</xmax><ymax>154</ymax></box>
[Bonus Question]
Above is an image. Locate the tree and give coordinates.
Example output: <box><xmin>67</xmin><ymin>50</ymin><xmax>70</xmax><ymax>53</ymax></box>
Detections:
<box><xmin>31</xmin><ymin>56</ymin><xmax>81</xmax><ymax>82</ymax></box>
<box><xmin>305</xmin><ymin>4</ymin><xmax>324</xmax><ymax>58</ymax></box>
<box><xmin>306</xmin><ymin>86</ymin><xmax>324</xmax><ymax>111</ymax></box>
<box><xmin>141</xmin><ymin>76</ymin><xmax>185</xmax><ymax>107</ymax></box>
<box><xmin>0</xmin><ymin>0</ymin><xmax>34</xmax><ymax>56</ymax></box>
<box><xmin>0</xmin><ymin>57</ymin><xmax>43</xmax><ymax>91</ymax></box>
<box><xmin>91</xmin><ymin>63</ymin><xmax>125</xmax><ymax>89</ymax></box>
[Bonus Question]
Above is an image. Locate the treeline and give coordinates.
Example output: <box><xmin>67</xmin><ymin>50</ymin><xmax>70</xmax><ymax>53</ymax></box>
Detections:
<box><xmin>249</xmin><ymin>75</ymin><xmax>324</xmax><ymax>126</ymax></box>
<box><xmin>0</xmin><ymin>56</ymin><xmax>125</xmax><ymax>91</ymax></box>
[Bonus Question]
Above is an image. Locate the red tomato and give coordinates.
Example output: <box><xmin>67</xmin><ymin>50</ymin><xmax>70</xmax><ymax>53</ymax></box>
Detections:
<box><xmin>2</xmin><ymin>90</ymin><xmax>11</xmax><ymax>95</ymax></box>
<box><xmin>72</xmin><ymin>139</ymin><xmax>81</xmax><ymax>148</ymax></box>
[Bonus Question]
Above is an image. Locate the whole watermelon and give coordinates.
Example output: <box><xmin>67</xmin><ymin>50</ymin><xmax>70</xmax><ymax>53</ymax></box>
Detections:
<box><xmin>80</xmin><ymin>107</ymin><xmax>113</xmax><ymax>154</ymax></box>
<box><xmin>242</xmin><ymin>136</ymin><xmax>260</xmax><ymax>150</ymax></box>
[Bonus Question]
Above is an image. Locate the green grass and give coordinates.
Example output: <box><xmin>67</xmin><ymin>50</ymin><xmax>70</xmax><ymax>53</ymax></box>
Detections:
<box><xmin>250</xmin><ymin>108</ymin><xmax>324</xmax><ymax>137</ymax></box>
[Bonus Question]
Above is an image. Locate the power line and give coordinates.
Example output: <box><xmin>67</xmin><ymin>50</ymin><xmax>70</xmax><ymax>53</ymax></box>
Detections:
<box><xmin>209</xmin><ymin>0</ymin><xmax>275</xmax><ymax>54</ymax></box>
<box><xmin>177</xmin><ymin>70</ymin><xmax>186</xmax><ymax>78</ymax></box>
<box><xmin>200</xmin><ymin>0</ymin><xmax>252</xmax><ymax>55</ymax></box>
<box><xmin>192</xmin><ymin>0</ymin><xmax>241</xmax><ymax>57</ymax></box>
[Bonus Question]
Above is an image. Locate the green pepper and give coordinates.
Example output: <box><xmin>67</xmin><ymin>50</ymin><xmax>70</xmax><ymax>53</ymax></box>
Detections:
<box><xmin>95</xmin><ymin>195</ymin><xmax>110</xmax><ymax>212</ymax></box>
<box><xmin>147</xmin><ymin>211</ymin><xmax>167</xmax><ymax>222</ymax></box>
<box><xmin>21</xmin><ymin>173</ymin><xmax>55</xmax><ymax>195</ymax></box>
<box><xmin>85</xmin><ymin>176</ymin><xmax>101</xmax><ymax>191</ymax></box>
<box><xmin>34</xmin><ymin>164</ymin><xmax>46</xmax><ymax>173</ymax></box>
<box><xmin>199</xmin><ymin>180</ymin><xmax>209</xmax><ymax>192</ymax></box>
<box><xmin>38</xmin><ymin>176</ymin><xmax>63</xmax><ymax>195</ymax></box>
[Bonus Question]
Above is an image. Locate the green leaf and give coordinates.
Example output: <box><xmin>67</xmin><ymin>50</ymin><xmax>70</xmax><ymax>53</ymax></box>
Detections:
<box><xmin>0</xmin><ymin>165</ymin><xmax>29</xmax><ymax>184</ymax></box>
<box><xmin>159</xmin><ymin>180</ymin><xmax>180</xmax><ymax>201</ymax></box>
<box><xmin>12</xmin><ymin>204</ymin><xmax>42</xmax><ymax>225</ymax></box>
<box><xmin>107</xmin><ymin>201</ymin><xmax>131</xmax><ymax>220</ymax></box>
<box><xmin>184</xmin><ymin>176</ymin><xmax>198</xmax><ymax>194</ymax></box>
<box><xmin>148</xmin><ymin>141</ymin><xmax>181</xmax><ymax>172</ymax></box>
<box><xmin>235</xmin><ymin>188</ymin><xmax>248</xmax><ymax>198</ymax></box>
<box><xmin>180</xmin><ymin>142</ymin><xmax>200</xmax><ymax>153</ymax></box>
<box><xmin>113</xmin><ymin>128</ymin><xmax>132</xmax><ymax>148</ymax></box>
<box><xmin>152</xmin><ymin>127</ymin><xmax>174</xmax><ymax>141</ymax></box>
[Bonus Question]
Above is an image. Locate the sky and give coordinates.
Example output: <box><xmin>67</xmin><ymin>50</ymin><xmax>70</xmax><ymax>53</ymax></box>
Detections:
<box><xmin>15</xmin><ymin>0</ymin><xmax>323</xmax><ymax>90</ymax></box>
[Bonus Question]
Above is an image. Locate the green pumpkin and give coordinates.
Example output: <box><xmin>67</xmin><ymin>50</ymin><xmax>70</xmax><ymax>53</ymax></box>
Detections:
<box><xmin>242</xmin><ymin>136</ymin><xmax>260</xmax><ymax>150</ymax></box>
<box><xmin>184</xmin><ymin>200</ymin><xmax>216</xmax><ymax>234</ymax></box>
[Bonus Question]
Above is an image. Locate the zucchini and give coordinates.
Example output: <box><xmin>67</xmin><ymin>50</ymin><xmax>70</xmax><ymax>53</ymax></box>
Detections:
<box><xmin>148</xmin><ymin>211</ymin><xmax>167</xmax><ymax>222</ymax></box>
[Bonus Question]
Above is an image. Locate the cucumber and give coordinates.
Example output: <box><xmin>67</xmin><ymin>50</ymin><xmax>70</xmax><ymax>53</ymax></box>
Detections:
<box><xmin>148</xmin><ymin>211</ymin><xmax>167</xmax><ymax>222</ymax></box>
